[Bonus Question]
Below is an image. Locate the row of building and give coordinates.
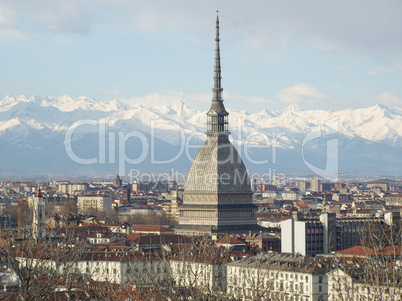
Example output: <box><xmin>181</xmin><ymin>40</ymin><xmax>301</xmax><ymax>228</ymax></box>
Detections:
<box><xmin>9</xmin><ymin>240</ymin><xmax>401</xmax><ymax>301</ymax></box>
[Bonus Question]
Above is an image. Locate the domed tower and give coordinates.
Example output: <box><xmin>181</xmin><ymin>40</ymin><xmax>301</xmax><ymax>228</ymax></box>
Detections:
<box><xmin>176</xmin><ymin>15</ymin><xmax>258</xmax><ymax>235</ymax></box>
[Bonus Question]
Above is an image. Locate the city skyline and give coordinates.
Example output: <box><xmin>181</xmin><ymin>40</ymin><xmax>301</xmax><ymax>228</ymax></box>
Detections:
<box><xmin>0</xmin><ymin>4</ymin><xmax>402</xmax><ymax>300</ymax></box>
<box><xmin>1</xmin><ymin>1</ymin><xmax>402</xmax><ymax>113</ymax></box>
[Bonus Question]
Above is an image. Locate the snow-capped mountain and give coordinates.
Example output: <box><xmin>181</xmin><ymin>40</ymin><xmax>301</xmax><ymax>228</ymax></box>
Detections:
<box><xmin>1</xmin><ymin>95</ymin><xmax>402</xmax><ymax>175</ymax></box>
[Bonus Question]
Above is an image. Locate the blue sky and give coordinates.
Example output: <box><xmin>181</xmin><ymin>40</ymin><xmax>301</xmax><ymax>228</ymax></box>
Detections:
<box><xmin>1</xmin><ymin>0</ymin><xmax>402</xmax><ymax>113</ymax></box>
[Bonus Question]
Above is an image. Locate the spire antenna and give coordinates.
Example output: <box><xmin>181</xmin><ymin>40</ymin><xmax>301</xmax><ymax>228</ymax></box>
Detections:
<box><xmin>206</xmin><ymin>14</ymin><xmax>229</xmax><ymax>136</ymax></box>
<box><xmin>213</xmin><ymin>12</ymin><xmax>222</xmax><ymax>102</ymax></box>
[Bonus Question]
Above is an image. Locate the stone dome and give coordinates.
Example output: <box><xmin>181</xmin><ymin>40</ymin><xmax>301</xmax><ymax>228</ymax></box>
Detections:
<box><xmin>184</xmin><ymin>136</ymin><xmax>252</xmax><ymax>195</ymax></box>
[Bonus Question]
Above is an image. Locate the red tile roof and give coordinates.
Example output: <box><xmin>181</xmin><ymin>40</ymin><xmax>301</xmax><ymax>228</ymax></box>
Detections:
<box><xmin>216</xmin><ymin>236</ymin><xmax>245</xmax><ymax>245</ymax></box>
<box><xmin>338</xmin><ymin>245</ymin><xmax>402</xmax><ymax>257</ymax></box>
<box><xmin>125</xmin><ymin>233</ymin><xmax>141</xmax><ymax>241</ymax></box>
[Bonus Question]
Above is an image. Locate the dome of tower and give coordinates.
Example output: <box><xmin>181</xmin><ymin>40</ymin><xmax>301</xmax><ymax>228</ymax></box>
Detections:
<box><xmin>36</xmin><ymin>187</ymin><xmax>43</xmax><ymax>197</ymax></box>
<box><xmin>184</xmin><ymin>136</ymin><xmax>252</xmax><ymax>195</ymax></box>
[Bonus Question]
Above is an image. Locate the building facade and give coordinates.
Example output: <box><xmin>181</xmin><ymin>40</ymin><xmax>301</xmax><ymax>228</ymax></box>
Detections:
<box><xmin>310</xmin><ymin>180</ymin><xmax>322</xmax><ymax>192</ymax></box>
<box><xmin>58</xmin><ymin>183</ymin><xmax>89</xmax><ymax>195</ymax></box>
<box><xmin>226</xmin><ymin>253</ymin><xmax>328</xmax><ymax>301</ymax></box>
<box><xmin>281</xmin><ymin>213</ymin><xmax>324</xmax><ymax>256</ymax></box>
<box><xmin>281</xmin><ymin>212</ymin><xmax>390</xmax><ymax>256</ymax></box>
<box><xmin>77</xmin><ymin>195</ymin><xmax>112</xmax><ymax>213</ymax></box>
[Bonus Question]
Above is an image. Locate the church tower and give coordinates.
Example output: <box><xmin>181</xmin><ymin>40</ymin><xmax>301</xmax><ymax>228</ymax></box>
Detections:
<box><xmin>176</xmin><ymin>15</ymin><xmax>258</xmax><ymax>235</ymax></box>
<box><xmin>29</xmin><ymin>188</ymin><xmax>46</xmax><ymax>240</ymax></box>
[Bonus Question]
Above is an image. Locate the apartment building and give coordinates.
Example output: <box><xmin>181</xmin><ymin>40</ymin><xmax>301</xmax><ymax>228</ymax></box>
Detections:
<box><xmin>226</xmin><ymin>253</ymin><xmax>328</xmax><ymax>301</ymax></box>
<box><xmin>282</xmin><ymin>212</ymin><xmax>392</xmax><ymax>255</ymax></box>
<box><xmin>77</xmin><ymin>195</ymin><xmax>112</xmax><ymax>213</ymax></box>
<box><xmin>327</xmin><ymin>268</ymin><xmax>402</xmax><ymax>301</ymax></box>
<box><xmin>58</xmin><ymin>183</ymin><xmax>89</xmax><ymax>195</ymax></box>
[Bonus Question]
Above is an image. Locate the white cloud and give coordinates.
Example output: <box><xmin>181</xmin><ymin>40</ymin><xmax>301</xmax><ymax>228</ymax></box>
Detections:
<box><xmin>367</xmin><ymin>70</ymin><xmax>378</xmax><ymax>76</ymax></box>
<box><xmin>335</xmin><ymin>65</ymin><xmax>354</xmax><ymax>75</ymax></box>
<box><xmin>345</xmin><ymin>87</ymin><xmax>372</xmax><ymax>93</ymax></box>
<box><xmin>100</xmin><ymin>86</ymin><xmax>121</xmax><ymax>96</ymax></box>
<box><xmin>35</xmin><ymin>1</ymin><xmax>91</xmax><ymax>34</ymax></box>
<box><xmin>225</xmin><ymin>93</ymin><xmax>273</xmax><ymax>104</ymax></box>
<box><xmin>0</xmin><ymin>5</ymin><xmax>15</xmax><ymax>26</ymax></box>
<box><xmin>381</xmin><ymin>62</ymin><xmax>402</xmax><ymax>74</ymax></box>
<box><xmin>117</xmin><ymin>1</ymin><xmax>402</xmax><ymax>53</ymax></box>
<box><xmin>3</xmin><ymin>1</ymin><xmax>402</xmax><ymax>54</ymax></box>
<box><xmin>278</xmin><ymin>83</ymin><xmax>328</xmax><ymax>104</ymax></box>
<box><xmin>335</xmin><ymin>65</ymin><xmax>346</xmax><ymax>72</ymax></box>
<box><xmin>0</xmin><ymin>0</ymin><xmax>91</xmax><ymax>36</ymax></box>
<box><xmin>377</xmin><ymin>92</ymin><xmax>402</xmax><ymax>106</ymax></box>
<box><xmin>0</xmin><ymin>2</ymin><xmax>23</xmax><ymax>36</ymax></box>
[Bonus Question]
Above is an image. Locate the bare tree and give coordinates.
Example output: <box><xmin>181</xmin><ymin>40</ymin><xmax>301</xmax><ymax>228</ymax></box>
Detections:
<box><xmin>126</xmin><ymin>211</ymin><xmax>175</xmax><ymax>226</ymax></box>
<box><xmin>0</xmin><ymin>229</ymin><xmax>90</xmax><ymax>300</ymax></box>
<box><xmin>48</xmin><ymin>200</ymin><xmax>78</xmax><ymax>216</ymax></box>
<box><xmin>328</xmin><ymin>217</ymin><xmax>402</xmax><ymax>301</ymax></box>
<box><xmin>0</xmin><ymin>194</ymin><xmax>94</xmax><ymax>301</ymax></box>
<box><xmin>112</xmin><ymin>239</ymin><xmax>230</xmax><ymax>300</ymax></box>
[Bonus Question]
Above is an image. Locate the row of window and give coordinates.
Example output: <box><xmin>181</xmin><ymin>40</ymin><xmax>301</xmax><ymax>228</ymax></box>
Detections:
<box><xmin>228</xmin><ymin>287</ymin><xmax>312</xmax><ymax>301</ymax></box>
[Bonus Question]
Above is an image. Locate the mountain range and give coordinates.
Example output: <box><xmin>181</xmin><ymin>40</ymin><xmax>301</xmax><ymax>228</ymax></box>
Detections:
<box><xmin>1</xmin><ymin>95</ymin><xmax>402</xmax><ymax>177</ymax></box>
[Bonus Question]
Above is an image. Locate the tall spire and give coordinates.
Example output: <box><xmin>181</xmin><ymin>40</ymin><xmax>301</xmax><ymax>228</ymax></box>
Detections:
<box><xmin>207</xmin><ymin>12</ymin><xmax>229</xmax><ymax>136</ymax></box>
<box><xmin>36</xmin><ymin>187</ymin><xmax>43</xmax><ymax>198</ymax></box>
<box><xmin>212</xmin><ymin>12</ymin><xmax>223</xmax><ymax>102</ymax></box>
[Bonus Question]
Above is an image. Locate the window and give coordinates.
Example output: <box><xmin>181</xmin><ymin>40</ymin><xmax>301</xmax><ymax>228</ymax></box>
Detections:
<box><xmin>318</xmin><ymin>285</ymin><xmax>322</xmax><ymax>292</ymax></box>
<box><xmin>306</xmin><ymin>276</ymin><xmax>309</xmax><ymax>282</ymax></box>
<box><xmin>319</xmin><ymin>276</ymin><xmax>323</xmax><ymax>284</ymax></box>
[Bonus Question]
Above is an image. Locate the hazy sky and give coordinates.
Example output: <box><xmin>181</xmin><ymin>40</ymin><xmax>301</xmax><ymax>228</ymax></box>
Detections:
<box><xmin>1</xmin><ymin>0</ymin><xmax>402</xmax><ymax>112</ymax></box>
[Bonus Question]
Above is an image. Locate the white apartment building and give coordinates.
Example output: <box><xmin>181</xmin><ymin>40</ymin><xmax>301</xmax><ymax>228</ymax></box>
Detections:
<box><xmin>226</xmin><ymin>253</ymin><xmax>328</xmax><ymax>301</ymax></box>
<box><xmin>310</xmin><ymin>179</ymin><xmax>322</xmax><ymax>192</ymax></box>
<box><xmin>281</xmin><ymin>214</ymin><xmax>325</xmax><ymax>256</ymax></box>
<box><xmin>15</xmin><ymin>251</ymin><xmax>226</xmax><ymax>294</ymax></box>
<box><xmin>77</xmin><ymin>195</ymin><xmax>112</xmax><ymax>213</ymax></box>
<box><xmin>59</xmin><ymin>183</ymin><xmax>89</xmax><ymax>195</ymax></box>
<box><xmin>327</xmin><ymin>268</ymin><xmax>402</xmax><ymax>301</ymax></box>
